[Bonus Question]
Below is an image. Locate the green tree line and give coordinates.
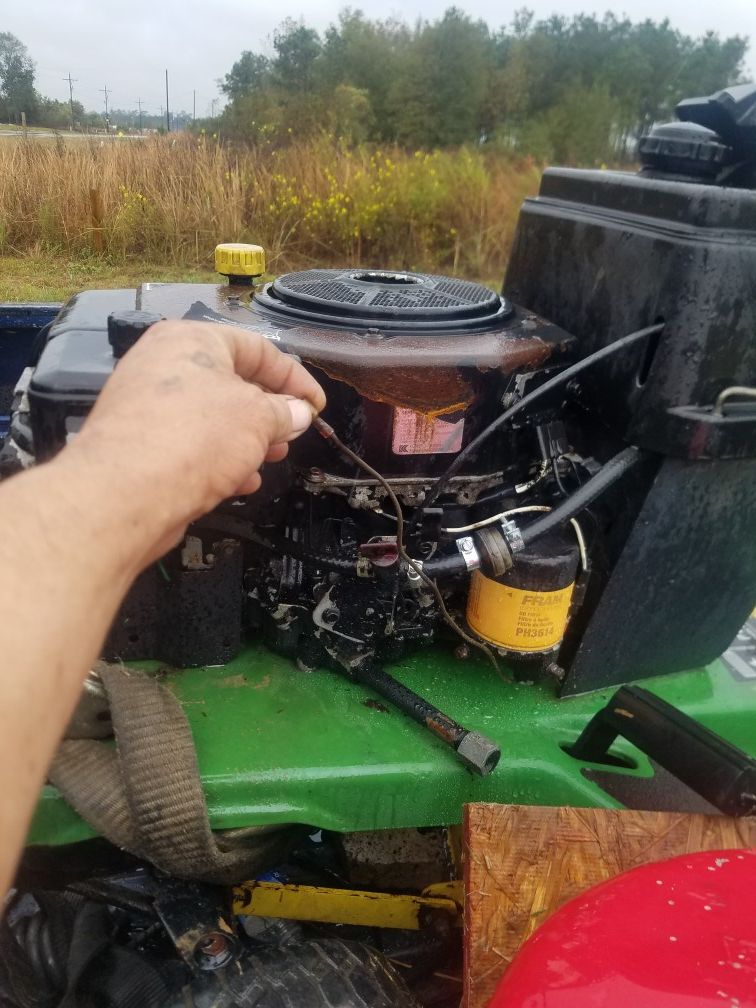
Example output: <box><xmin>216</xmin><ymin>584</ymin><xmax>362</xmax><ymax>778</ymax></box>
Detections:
<box><xmin>219</xmin><ymin>8</ymin><xmax>748</xmax><ymax>161</ymax></box>
<box><xmin>1</xmin><ymin>12</ymin><xmax>748</xmax><ymax>162</ymax></box>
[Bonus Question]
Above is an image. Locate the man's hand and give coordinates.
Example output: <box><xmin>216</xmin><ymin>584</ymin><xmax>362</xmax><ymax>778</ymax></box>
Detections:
<box><xmin>63</xmin><ymin>320</ymin><xmax>326</xmax><ymax>569</ymax></box>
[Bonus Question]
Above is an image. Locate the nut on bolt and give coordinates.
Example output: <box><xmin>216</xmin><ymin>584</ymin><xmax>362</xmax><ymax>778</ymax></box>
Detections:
<box><xmin>455</xmin><ymin>731</ymin><xmax>501</xmax><ymax>776</ymax></box>
<box><xmin>193</xmin><ymin>930</ymin><xmax>238</xmax><ymax>971</ymax></box>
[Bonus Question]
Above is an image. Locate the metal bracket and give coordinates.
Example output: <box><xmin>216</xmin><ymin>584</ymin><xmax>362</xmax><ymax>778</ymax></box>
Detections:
<box><xmin>566</xmin><ymin>685</ymin><xmax>756</xmax><ymax>816</ymax></box>
<box><xmin>455</xmin><ymin>536</ymin><xmax>481</xmax><ymax>571</ymax></box>
<box><xmin>232</xmin><ymin>880</ymin><xmax>461</xmax><ymax>931</ymax></box>
<box><xmin>500</xmin><ymin>518</ymin><xmax>525</xmax><ymax>554</ymax></box>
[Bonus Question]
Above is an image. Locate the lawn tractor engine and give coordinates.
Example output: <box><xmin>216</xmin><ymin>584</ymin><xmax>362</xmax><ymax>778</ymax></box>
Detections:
<box><xmin>3</xmin><ymin>83</ymin><xmax>756</xmax><ymax>737</ymax></box>
<box><xmin>4</xmin><ymin>264</ymin><xmax>578</xmax><ymax>683</ymax></box>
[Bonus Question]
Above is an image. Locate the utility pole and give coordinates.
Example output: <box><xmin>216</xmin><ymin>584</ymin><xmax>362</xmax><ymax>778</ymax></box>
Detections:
<box><xmin>136</xmin><ymin>98</ymin><xmax>143</xmax><ymax>133</ymax></box>
<box><xmin>63</xmin><ymin>73</ymin><xmax>77</xmax><ymax>130</ymax></box>
<box><xmin>193</xmin><ymin>89</ymin><xmax>196</xmax><ymax>124</ymax></box>
<box><xmin>165</xmin><ymin>69</ymin><xmax>170</xmax><ymax>132</ymax></box>
<box><xmin>210</xmin><ymin>98</ymin><xmax>217</xmax><ymax>119</ymax></box>
<box><xmin>100</xmin><ymin>84</ymin><xmax>110</xmax><ymax>132</ymax></box>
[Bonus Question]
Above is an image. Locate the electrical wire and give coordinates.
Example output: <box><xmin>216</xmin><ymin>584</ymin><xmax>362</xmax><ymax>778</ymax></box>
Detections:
<box><xmin>442</xmin><ymin>504</ymin><xmax>589</xmax><ymax>572</ymax></box>
<box><xmin>313</xmin><ymin>416</ymin><xmax>500</xmax><ymax>671</ymax></box>
<box><xmin>425</xmin><ymin>446</ymin><xmax>639</xmax><ymax>577</ymax></box>
<box><xmin>514</xmin><ymin>459</ymin><xmax>550</xmax><ymax>494</ymax></box>
<box><xmin>407</xmin><ymin>322</ymin><xmax>665</xmax><ymax>540</ymax></box>
<box><xmin>520</xmin><ymin>446</ymin><xmax>642</xmax><ymax>547</ymax></box>
<box><xmin>570</xmin><ymin>515</ymin><xmax>589</xmax><ymax>573</ymax></box>
<box><xmin>443</xmin><ymin>504</ymin><xmax>550</xmax><ymax>534</ymax></box>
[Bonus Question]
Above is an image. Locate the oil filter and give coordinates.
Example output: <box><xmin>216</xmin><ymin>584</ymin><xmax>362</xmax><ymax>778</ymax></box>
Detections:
<box><xmin>466</xmin><ymin>530</ymin><xmax>579</xmax><ymax>660</ymax></box>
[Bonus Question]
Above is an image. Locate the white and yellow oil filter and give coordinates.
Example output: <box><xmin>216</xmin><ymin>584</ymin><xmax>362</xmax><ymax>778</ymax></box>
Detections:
<box><xmin>466</xmin><ymin>530</ymin><xmax>579</xmax><ymax>660</ymax></box>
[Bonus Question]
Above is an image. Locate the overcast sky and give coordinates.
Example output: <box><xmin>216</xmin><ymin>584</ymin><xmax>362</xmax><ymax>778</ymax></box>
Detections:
<box><xmin>5</xmin><ymin>0</ymin><xmax>756</xmax><ymax>117</ymax></box>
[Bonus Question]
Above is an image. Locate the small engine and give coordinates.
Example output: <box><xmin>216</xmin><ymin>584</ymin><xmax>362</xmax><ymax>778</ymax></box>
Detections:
<box><xmin>4</xmin><ymin>85</ymin><xmax>756</xmax><ymax>702</ymax></box>
<box><xmin>6</xmin><ymin>265</ymin><xmax>587</xmax><ymax>678</ymax></box>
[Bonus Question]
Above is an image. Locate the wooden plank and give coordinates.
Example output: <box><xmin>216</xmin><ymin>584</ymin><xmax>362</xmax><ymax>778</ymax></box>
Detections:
<box><xmin>463</xmin><ymin>804</ymin><xmax>756</xmax><ymax>1008</ymax></box>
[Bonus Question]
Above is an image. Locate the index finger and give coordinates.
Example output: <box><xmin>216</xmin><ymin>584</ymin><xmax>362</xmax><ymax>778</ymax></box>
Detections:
<box><xmin>219</xmin><ymin>324</ymin><xmax>326</xmax><ymax>413</ymax></box>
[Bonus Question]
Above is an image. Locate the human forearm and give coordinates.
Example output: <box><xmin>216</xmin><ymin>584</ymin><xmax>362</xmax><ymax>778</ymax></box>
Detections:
<box><xmin>0</xmin><ymin>454</ymin><xmax>156</xmax><ymax>893</ymax></box>
<box><xmin>0</xmin><ymin>320</ymin><xmax>324</xmax><ymax>897</ymax></box>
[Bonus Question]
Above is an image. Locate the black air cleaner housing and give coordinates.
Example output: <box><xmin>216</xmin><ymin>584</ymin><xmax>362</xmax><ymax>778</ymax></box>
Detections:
<box><xmin>27</xmin><ymin>269</ymin><xmax>573</xmax><ymax>479</ymax></box>
<box><xmin>255</xmin><ymin>269</ymin><xmax>512</xmax><ymax>331</ymax></box>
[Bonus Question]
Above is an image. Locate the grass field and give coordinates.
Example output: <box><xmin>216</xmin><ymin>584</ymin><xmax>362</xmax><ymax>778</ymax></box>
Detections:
<box><xmin>0</xmin><ymin>255</ymin><xmax>218</xmax><ymax>302</ymax></box>
<box><xmin>0</xmin><ymin>133</ymin><xmax>541</xmax><ymax>300</ymax></box>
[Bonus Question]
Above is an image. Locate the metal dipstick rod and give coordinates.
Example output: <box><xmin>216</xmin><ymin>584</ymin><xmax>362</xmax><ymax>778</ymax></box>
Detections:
<box><xmin>351</xmin><ymin>661</ymin><xmax>501</xmax><ymax>776</ymax></box>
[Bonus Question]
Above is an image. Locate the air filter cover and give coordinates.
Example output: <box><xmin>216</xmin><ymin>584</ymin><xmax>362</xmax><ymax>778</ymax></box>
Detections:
<box><xmin>255</xmin><ymin>269</ymin><xmax>512</xmax><ymax>331</ymax></box>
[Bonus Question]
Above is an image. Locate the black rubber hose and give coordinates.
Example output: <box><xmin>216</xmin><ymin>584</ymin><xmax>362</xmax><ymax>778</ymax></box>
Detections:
<box><xmin>423</xmin><ymin>553</ymin><xmax>468</xmax><ymax>579</ymax></box>
<box><xmin>520</xmin><ymin>445</ymin><xmax>644</xmax><ymax>546</ymax></box>
<box><xmin>406</xmin><ymin>322</ymin><xmax>665</xmax><ymax>540</ymax></box>
<box><xmin>423</xmin><ymin>446</ymin><xmax>644</xmax><ymax>579</ymax></box>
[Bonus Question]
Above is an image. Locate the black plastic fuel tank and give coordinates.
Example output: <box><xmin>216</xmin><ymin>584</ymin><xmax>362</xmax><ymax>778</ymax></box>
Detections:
<box><xmin>504</xmin><ymin>84</ymin><xmax>756</xmax><ymax>694</ymax></box>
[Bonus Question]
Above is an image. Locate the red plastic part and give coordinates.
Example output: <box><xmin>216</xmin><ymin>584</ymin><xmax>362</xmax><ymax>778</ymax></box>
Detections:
<box><xmin>489</xmin><ymin>848</ymin><xmax>756</xmax><ymax>1008</ymax></box>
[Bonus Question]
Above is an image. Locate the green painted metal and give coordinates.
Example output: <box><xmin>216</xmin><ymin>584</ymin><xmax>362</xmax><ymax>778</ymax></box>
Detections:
<box><xmin>28</xmin><ymin>644</ymin><xmax>756</xmax><ymax>846</ymax></box>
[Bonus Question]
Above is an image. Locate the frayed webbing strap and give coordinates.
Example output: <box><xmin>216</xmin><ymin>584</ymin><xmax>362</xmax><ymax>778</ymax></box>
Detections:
<box><xmin>50</xmin><ymin>665</ymin><xmax>285</xmax><ymax>885</ymax></box>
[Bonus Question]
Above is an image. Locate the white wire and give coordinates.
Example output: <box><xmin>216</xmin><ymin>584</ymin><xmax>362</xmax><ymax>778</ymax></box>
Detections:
<box><xmin>442</xmin><ymin>504</ymin><xmax>589</xmax><ymax>572</ymax></box>
<box><xmin>382</xmin><ymin>503</ymin><xmax>589</xmax><ymax>571</ymax></box>
<box><xmin>568</xmin><ymin>517</ymin><xmax>589</xmax><ymax>573</ymax></box>
<box><xmin>442</xmin><ymin>504</ymin><xmax>551</xmax><ymax>534</ymax></box>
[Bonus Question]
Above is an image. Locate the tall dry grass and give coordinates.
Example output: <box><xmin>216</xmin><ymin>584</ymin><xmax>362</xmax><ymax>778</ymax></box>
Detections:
<box><xmin>0</xmin><ymin>134</ymin><xmax>542</xmax><ymax>279</ymax></box>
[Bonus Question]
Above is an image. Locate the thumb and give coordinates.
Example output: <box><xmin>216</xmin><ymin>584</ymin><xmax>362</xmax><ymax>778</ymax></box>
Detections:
<box><xmin>249</xmin><ymin>389</ymin><xmax>314</xmax><ymax>452</ymax></box>
<box><xmin>281</xmin><ymin>395</ymin><xmax>316</xmax><ymax>442</ymax></box>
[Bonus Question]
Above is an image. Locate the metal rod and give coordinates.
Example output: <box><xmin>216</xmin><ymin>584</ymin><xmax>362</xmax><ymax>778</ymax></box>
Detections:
<box><xmin>346</xmin><ymin>662</ymin><xmax>500</xmax><ymax>776</ymax></box>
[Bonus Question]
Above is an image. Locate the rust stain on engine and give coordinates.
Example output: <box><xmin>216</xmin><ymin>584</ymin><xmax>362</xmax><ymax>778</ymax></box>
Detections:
<box><xmin>137</xmin><ymin>284</ymin><xmax>564</xmax><ymax>416</ymax></box>
<box><xmin>302</xmin><ymin>335</ymin><xmax>553</xmax><ymax>416</ymax></box>
<box><xmin>309</xmin><ymin>359</ymin><xmax>474</xmax><ymax>415</ymax></box>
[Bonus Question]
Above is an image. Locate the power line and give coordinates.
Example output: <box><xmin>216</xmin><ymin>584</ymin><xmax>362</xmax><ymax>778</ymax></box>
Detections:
<box><xmin>63</xmin><ymin>73</ymin><xmax>77</xmax><ymax>131</ymax></box>
<box><xmin>100</xmin><ymin>84</ymin><xmax>111</xmax><ymax>131</ymax></box>
<box><xmin>164</xmin><ymin>69</ymin><xmax>170</xmax><ymax>132</ymax></box>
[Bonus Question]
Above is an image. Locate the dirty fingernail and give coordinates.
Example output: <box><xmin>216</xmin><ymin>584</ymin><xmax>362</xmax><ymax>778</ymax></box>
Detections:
<box><xmin>287</xmin><ymin>398</ymin><xmax>313</xmax><ymax>435</ymax></box>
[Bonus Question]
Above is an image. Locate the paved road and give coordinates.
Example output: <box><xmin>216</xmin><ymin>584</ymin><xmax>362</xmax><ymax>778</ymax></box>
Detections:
<box><xmin>0</xmin><ymin>130</ymin><xmax>144</xmax><ymax>139</ymax></box>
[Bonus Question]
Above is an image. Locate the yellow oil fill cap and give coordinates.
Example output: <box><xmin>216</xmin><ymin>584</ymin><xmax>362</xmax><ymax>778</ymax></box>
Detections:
<box><xmin>214</xmin><ymin>243</ymin><xmax>266</xmax><ymax>280</ymax></box>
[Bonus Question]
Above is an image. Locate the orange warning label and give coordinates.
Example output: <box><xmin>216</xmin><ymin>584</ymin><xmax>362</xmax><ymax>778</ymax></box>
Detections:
<box><xmin>392</xmin><ymin>408</ymin><xmax>464</xmax><ymax>455</ymax></box>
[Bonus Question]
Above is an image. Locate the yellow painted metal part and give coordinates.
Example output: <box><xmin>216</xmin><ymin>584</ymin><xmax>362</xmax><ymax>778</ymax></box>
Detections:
<box><xmin>422</xmin><ymin>880</ymin><xmax>464</xmax><ymax>909</ymax></box>
<box><xmin>232</xmin><ymin>880</ymin><xmax>461</xmax><ymax>930</ymax></box>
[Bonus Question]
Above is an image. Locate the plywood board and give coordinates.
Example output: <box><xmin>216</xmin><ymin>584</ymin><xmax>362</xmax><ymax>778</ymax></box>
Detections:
<box><xmin>463</xmin><ymin>803</ymin><xmax>756</xmax><ymax>1008</ymax></box>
